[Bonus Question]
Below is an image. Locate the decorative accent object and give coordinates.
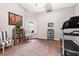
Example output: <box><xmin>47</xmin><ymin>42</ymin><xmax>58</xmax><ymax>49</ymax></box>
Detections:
<box><xmin>9</xmin><ymin>12</ymin><xmax>22</xmax><ymax>25</ymax></box>
<box><xmin>48</xmin><ymin>22</ymin><xmax>53</xmax><ymax>27</ymax></box>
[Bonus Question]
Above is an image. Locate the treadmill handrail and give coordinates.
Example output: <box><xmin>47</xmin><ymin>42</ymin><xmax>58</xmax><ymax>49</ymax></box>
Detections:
<box><xmin>65</xmin><ymin>48</ymin><xmax>79</xmax><ymax>54</ymax></box>
<box><xmin>64</xmin><ymin>33</ymin><xmax>79</xmax><ymax>36</ymax></box>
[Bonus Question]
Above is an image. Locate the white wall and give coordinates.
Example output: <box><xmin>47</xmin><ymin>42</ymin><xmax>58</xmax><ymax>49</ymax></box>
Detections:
<box><xmin>0</xmin><ymin>3</ymin><xmax>25</xmax><ymax>37</ymax></box>
<box><xmin>0</xmin><ymin>3</ymin><xmax>77</xmax><ymax>41</ymax></box>
<box><xmin>33</xmin><ymin>7</ymin><xmax>75</xmax><ymax>40</ymax></box>
<box><xmin>75</xmin><ymin>4</ymin><xmax>79</xmax><ymax>16</ymax></box>
<box><xmin>0</xmin><ymin>3</ymin><xmax>36</xmax><ymax>37</ymax></box>
<box><xmin>25</xmin><ymin>11</ymin><xmax>38</xmax><ymax>36</ymax></box>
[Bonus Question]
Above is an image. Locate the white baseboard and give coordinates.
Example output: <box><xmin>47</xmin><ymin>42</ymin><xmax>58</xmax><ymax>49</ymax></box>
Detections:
<box><xmin>30</xmin><ymin>37</ymin><xmax>60</xmax><ymax>41</ymax></box>
<box><xmin>54</xmin><ymin>39</ymin><xmax>60</xmax><ymax>41</ymax></box>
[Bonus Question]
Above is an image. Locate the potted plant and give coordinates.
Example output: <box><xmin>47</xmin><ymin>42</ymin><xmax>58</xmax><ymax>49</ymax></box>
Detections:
<box><xmin>16</xmin><ymin>23</ymin><xmax>22</xmax><ymax>30</ymax></box>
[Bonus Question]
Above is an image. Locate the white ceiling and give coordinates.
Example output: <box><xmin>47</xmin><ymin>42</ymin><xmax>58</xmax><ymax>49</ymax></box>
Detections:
<box><xmin>20</xmin><ymin>3</ymin><xmax>77</xmax><ymax>13</ymax></box>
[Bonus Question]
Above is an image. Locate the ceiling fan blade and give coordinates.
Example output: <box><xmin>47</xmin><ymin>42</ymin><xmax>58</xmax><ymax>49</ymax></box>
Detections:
<box><xmin>44</xmin><ymin>3</ymin><xmax>53</xmax><ymax>12</ymax></box>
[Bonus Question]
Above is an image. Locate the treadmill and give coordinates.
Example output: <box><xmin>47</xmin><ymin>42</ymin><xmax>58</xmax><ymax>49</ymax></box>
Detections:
<box><xmin>61</xmin><ymin>16</ymin><xmax>79</xmax><ymax>56</ymax></box>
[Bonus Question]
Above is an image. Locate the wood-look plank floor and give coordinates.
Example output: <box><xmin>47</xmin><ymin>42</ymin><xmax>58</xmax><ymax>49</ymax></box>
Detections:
<box><xmin>0</xmin><ymin>39</ymin><xmax>61</xmax><ymax>56</ymax></box>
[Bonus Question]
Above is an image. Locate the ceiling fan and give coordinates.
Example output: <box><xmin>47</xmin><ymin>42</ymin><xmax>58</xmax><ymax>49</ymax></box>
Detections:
<box><xmin>34</xmin><ymin>3</ymin><xmax>53</xmax><ymax>12</ymax></box>
<box><xmin>44</xmin><ymin>3</ymin><xmax>53</xmax><ymax>12</ymax></box>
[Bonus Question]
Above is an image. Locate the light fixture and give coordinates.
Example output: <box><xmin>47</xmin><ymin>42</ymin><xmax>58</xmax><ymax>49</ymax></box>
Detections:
<box><xmin>34</xmin><ymin>3</ymin><xmax>46</xmax><ymax>6</ymax></box>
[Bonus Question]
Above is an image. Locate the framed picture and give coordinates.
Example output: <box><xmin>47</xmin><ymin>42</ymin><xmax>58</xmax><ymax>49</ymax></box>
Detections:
<box><xmin>9</xmin><ymin>12</ymin><xmax>22</xmax><ymax>25</ymax></box>
<box><xmin>48</xmin><ymin>22</ymin><xmax>54</xmax><ymax>27</ymax></box>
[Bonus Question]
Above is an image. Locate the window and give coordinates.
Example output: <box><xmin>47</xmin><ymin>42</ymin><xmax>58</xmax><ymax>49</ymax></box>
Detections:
<box><xmin>26</xmin><ymin>20</ymin><xmax>37</xmax><ymax>34</ymax></box>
